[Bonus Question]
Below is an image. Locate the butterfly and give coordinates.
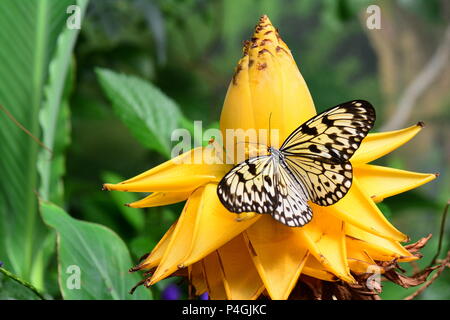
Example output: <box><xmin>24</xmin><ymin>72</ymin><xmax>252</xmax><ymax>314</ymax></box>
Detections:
<box><xmin>217</xmin><ymin>100</ymin><xmax>376</xmax><ymax>227</ymax></box>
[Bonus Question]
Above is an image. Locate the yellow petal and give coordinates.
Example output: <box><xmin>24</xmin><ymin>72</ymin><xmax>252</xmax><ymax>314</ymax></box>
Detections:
<box><xmin>345</xmin><ymin>223</ymin><xmax>415</xmax><ymax>261</ymax></box>
<box><xmin>103</xmin><ymin>147</ymin><xmax>230</xmax><ymax>192</ymax></box>
<box><xmin>244</xmin><ymin>215</ymin><xmax>309</xmax><ymax>300</ymax></box>
<box><xmin>216</xmin><ymin>234</ymin><xmax>265</xmax><ymax>300</ymax></box>
<box><xmin>328</xmin><ymin>177</ymin><xmax>407</xmax><ymax>242</ymax></box>
<box><xmin>147</xmin><ymin>190</ymin><xmax>203</xmax><ymax>282</ymax></box>
<box><xmin>302</xmin><ymin>256</ymin><xmax>338</xmax><ymax>281</ymax></box>
<box><xmin>301</xmin><ymin>204</ymin><xmax>354</xmax><ymax>283</ymax></box>
<box><xmin>346</xmin><ymin>246</ymin><xmax>381</xmax><ymax>274</ymax></box>
<box><xmin>202</xmin><ymin>252</ymin><xmax>228</xmax><ymax>300</ymax></box>
<box><xmin>353</xmin><ymin>164</ymin><xmax>437</xmax><ymax>203</ymax></box>
<box><xmin>188</xmin><ymin>262</ymin><xmax>207</xmax><ymax>296</ymax></box>
<box><xmin>351</xmin><ymin>122</ymin><xmax>423</xmax><ymax>164</ymax></box>
<box><xmin>127</xmin><ymin>191</ymin><xmax>191</xmax><ymax>208</ymax></box>
<box><xmin>220</xmin><ymin>15</ymin><xmax>316</xmax><ymax>148</ymax></box>
<box><xmin>149</xmin><ymin>184</ymin><xmax>260</xmax><ymax>284</ymax></box>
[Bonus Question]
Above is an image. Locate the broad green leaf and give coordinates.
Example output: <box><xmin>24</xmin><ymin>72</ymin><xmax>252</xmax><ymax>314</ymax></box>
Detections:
<box><xmin>40</xmin><ymin>201</ymin><xmax>152</xmax><ymax>300</ymax></box>
<box><xmin>38</xmin><ymin>0</ymin><xmax>88</xmax><ymax>203</ymax></box>
<box><xmin>96</xmin><ymin>68</ymin><xmax>182</xmax><ymax>157</ymax></box>
<box><xmin>34</xmin><ymin>1</ymin><xmax>88</xmax><ymax>290</ymax></box>
<box><xmin>0</xmin><ymin>0</ymin><xmax>74</xmax><ymax>288</ymax></box>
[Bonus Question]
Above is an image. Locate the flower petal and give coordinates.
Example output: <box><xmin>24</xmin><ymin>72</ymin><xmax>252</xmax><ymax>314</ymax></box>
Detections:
<box><xmin>244</xmin><ymin>215</ymin><xmax>309</xmax><ymax>300</ymax></box>
<box><xmin>127</xmin><ymin>191</ymin><xmax>191</xmax><ymax>208</ymax></box>
<box><xmin>301</xmin><ymin>204</ymin><xmax>355</xmax><ymax>283</ymax></box>
<box><xmin>327</xmin><ymin>178</ymin><xmax>407</xmax><ymax>242</ymax></box>
<box><xmin>353</xmin><ymin>164</ymin><xmax>437</xmax><ymax>203</ymax></box>
<box><xmin>216</xmin><ymin>234</ymin><xmax>265</xmax><ymax>300</ymax></box>
<box><xmin>346</xmin><ymin>246</ymin><xmax>381</xmax><ymax>274</ymax></box>
<box><xmin>220</xmin><ymin>15</ymin><xmax>316</xmax><ymax>148</ymax></box>
<box><xmin>345</xmin><ymin>223</ymin><xmax>415</xmax><ymax>261</ymax></box>
<box><xmin>188</xmin><ymin>262</ymin><xmax>207</xmax><ymax>296</ymax></box>
<box><xmin>302</xmin><ymin>256</ymin><xmax>338</xmax><ymax>281</ymax></box>
<box><xmin>147</xmin><ymin>190</ymin><xmax>204</xmax><ymax>283</ymax></box>
<box><xmin>202</xmin><ymin>252</ymin><xmax>228</xmax><ymax>300</ymax></box>
<box><xmin>351</xmin><ymin>122</ymin><xmax>423</xmax><ymax>164</ymax></box>
<box><xmin>149</xmin><ymin>184</ymin><xmax>260</xmax><ymax>284</ymax></box>
<box><xmin>103</xmin><ymin>147</ymin><xmax>230</xmax><ymax>192</ymax></box>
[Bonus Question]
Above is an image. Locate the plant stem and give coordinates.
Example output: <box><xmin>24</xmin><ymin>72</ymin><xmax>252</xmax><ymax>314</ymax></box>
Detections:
<box><xmin>430</xmin><ymin>201</ymin><xmax>449</xmax><ymax>267</ymax></box>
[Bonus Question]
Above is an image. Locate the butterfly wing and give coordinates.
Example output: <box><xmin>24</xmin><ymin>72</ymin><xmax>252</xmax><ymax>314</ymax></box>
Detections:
<box><xmin>217</xmin><ymin>155</ymin><xmax>278</xmax><ymax>214</ymax></box>
<box><xmin>284</xmin><ymin>157</ymin><xmax>353</xmax><ymax>206</ymax></box>
<box><xmin>281</xmin><ymin>100</ymin><xmax>375</xmax><ymax>206</ymax></box>
<box><xmin>281</xmin><ymin>100</ymin><xmax>375</xmax><ymax>163</ymax></box>
<box><xmin>272</xmin><ymin>163</ymin><xmax>312</xmax><ymax>227</ymax></box>
<box><xmin>217</xmin><ymin>155</ymin><xmax>313</xmax><ymax>227</ymax></box>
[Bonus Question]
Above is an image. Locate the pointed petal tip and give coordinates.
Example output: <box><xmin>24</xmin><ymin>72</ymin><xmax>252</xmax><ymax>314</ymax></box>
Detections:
<box><xmin>147</xmin><ymin>276</ymin><xmax>159</xmax><ymax>286</ymax></box>
<box><xmin>144</xmin><ymin>278</ymin><xmax>153</xmax><ymax>287</ymax></box>
<box><xmin>417</xmin><ymin>121</ymin><xmax>425</xmax><ymax>128</ymax></box>
<box><xmin>259</xmin><ymin>14</ymin><xmax>270</xmax><ymax>22</ymax></box>
<box><xmin>398</xmin><ymin>255</ymin><xmax>419</xmax><ymax>262</ymax></box>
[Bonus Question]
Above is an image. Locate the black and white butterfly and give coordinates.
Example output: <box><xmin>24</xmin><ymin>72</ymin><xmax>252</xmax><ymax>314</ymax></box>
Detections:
<box><xmin>217</xmin><ymin>100</ymin><xmax>376</xmax><ymax>227</ymax></box>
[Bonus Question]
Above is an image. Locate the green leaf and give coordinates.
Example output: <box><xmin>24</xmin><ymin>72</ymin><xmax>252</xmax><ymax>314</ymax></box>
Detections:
<box><xmin>96</xmin><ymin>68</ymin><xmax>182</xmax><ymax>157</ymax></box>
<box><xmin>34</xmin><ymin>1</ymin><xmax>88</xmax><ymax>291</ymax></box>
<box><xmin>0</xmin><ymin>0</ymin><xmax>74</xmax><ymax>288</ymax></box>
<box><xmin>38</xmin><ymin>0</ymin><xmax>88</xmax><ymax>203</ymax></box>
<box><xmin>40</xmin><ymin>201</ymin><xmax>152</xmax><ymax>300</ymax></box>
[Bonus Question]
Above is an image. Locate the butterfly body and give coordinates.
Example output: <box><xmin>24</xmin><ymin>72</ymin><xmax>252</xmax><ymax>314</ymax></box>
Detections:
<box><xmin>217</xmin><ymin>100</ymin><xmax>376</xmax><ymax>227</ymax></box>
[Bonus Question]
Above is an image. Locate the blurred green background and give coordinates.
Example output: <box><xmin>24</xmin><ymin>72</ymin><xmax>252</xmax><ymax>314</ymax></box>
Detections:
<box><xmin>0</xmin><ymin>0</ymin><xmax>448</xmax><ymax>300</ymax></box>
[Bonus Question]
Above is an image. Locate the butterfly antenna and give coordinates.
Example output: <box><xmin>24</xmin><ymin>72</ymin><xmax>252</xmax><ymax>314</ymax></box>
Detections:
<box><xmin>268</xmin><ymin>112</ymin><xmax>273</xmax><ymax>148</ymax></box>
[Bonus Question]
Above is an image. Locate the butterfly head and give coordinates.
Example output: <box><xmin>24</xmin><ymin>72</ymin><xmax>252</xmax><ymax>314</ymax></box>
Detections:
<box><xmin>268</xmin><ymin>146</ymin><xmax>283</xmax><ymax>160</ymax></box>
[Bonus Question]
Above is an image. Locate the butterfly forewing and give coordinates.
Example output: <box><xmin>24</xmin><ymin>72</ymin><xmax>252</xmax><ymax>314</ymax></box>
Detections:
<box><xmin>281</xmin><ymin>100</ymin><xmax>375</xmax><ymax>206</ymax></box>
<box><xmin>281</xmin><ymin>100</ymin><xmax>375</xmax><ymax>164</ymax></box>
<box><xmin>217</xmin><ymin>156</ymin><xmax>277</xmax><ymax>214</ymax></box>
<box><xmin>217</xmin><ymin>155</ymin><xmax>313</xmax><ymax>227</ymax></box>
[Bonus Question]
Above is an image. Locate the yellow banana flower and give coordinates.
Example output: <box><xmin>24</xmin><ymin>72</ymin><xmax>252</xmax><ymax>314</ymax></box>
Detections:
<box><xmin>104</xmin><ymin>15</ymin><xmax>436</xmax><ymax>300</ymax></box>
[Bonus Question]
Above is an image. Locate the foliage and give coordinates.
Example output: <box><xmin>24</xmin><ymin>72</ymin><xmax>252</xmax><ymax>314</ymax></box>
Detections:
<box><xmin>40</xmin><ymin>201</ymin><xmax>152</xmax><ymax>299</ymax></box>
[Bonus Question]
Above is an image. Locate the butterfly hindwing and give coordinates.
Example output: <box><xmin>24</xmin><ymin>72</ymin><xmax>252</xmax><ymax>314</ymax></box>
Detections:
<box><xmin>272</xmin><ymin>163</ymin><xmax>312</xmax><ymax>227</ymax></box>
<box><xmin>285</xmin><ymin>156</ymin><xmax>353</xmax><ymax>206</ymax></box>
